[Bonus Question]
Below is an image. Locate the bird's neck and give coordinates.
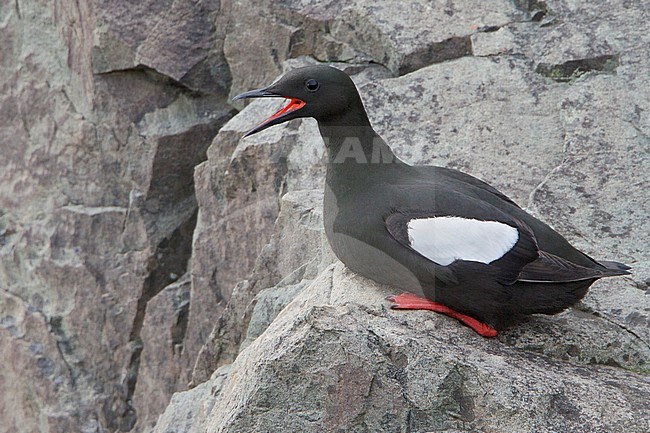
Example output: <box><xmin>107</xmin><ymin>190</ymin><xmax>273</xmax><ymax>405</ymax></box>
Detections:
<box><xmin>317</xmin><ymin>111</ymin><xmax>401</xmax><ymax>167</ymax></box>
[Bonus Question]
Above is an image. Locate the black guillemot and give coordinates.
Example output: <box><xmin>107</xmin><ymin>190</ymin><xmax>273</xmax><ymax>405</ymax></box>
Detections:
<box><xmin>234</xmin><ymin>65</ymin><xmax>630</xmax><ymax>337</ymax></box>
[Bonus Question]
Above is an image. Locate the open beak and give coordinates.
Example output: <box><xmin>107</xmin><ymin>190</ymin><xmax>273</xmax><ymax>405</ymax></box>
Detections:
<box><xmin>233</xmin><ymin>87</ymin><xmax>306</xmax><ymax>137</ymax></box>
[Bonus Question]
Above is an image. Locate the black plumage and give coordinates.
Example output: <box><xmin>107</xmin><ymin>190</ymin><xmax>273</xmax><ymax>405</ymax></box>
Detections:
<box><xmin>234</xmin><ymin>65</ymin><xmax>630</xmax><ymax>335</ymax></box>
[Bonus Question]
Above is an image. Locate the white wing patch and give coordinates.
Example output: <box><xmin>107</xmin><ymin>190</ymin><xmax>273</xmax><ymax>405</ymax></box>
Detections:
<box><xmin>407</xmin><ymin>217</ymin><xmax>519</xmax><ymax>266</ymax></box>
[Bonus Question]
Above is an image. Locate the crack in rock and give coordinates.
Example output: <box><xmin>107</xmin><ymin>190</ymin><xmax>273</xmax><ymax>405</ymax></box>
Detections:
<box><xmin>598</xmin><ymin>313</ymin><xmax>650</xmax><ymax>352</ymax></box>
<box><xmin>526</xmin><ymin>158</ymin><xmax>570</xmax><ymax>211</ymax></box>
<box><xmin>121</xmin><ymin>211</ymin><xmax>197</xmax><ymax>431</ymax></box>
<box><xmin>399</xmin><ymin>36</ymin><xmax>473</xmax><ymax>76</ymax></box>
<box><xmin>536</xmin><ymin>54</ymin><xmax>620</xmax><ymax>82</ymax></box>
<box><xmin>95</xmin><ymin>64</ymin><xmax>200</xmax><ymax>94</ymax></box>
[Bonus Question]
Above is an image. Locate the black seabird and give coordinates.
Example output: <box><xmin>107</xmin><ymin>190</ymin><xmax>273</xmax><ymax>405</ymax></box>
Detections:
<box><xmin>234</xmin><ymin>65</ymin><xmax>630</xmax><ymax>337</ymax></box>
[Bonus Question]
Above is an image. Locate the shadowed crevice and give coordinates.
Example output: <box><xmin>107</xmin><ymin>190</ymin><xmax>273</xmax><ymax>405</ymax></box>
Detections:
<box><xmin>399</xmin><ymin>36</ymin><xmax>473</xmax><ymax>76</ymax></box>
<box><xmin>119</xmin><ymin>210</ymin><xmax>198</xmax><ymax>431</ymax></box>
<box><xmin>171</xmin><ymin>291</ymin><xmax>191</xmax><ymax>350</ymax></box>
<box><xmin>536</xmin><ymin>54</ymin><xmax>620</xmax><ymax>82</ymax></box>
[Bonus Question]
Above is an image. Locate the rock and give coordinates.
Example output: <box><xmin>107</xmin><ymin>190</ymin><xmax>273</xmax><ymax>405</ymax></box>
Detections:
<box><xmin>223</xmin><ymin>0</ymin><xmax>532</xmax><ymax>99</ymax></box>
<box><xmin>508</xmin><ymin>0</ymin><xmax>649</xmax><ymax>69</ymax></box>
<box><xmin>3</xmin><ymin>0</ymin><xmax>650</xmax><ymax>431</ymax></box>
<box><xmin>93</xmin><ymin>0</ymin><xmax>231</xmax><ymax>94</ymax></box>
<box><xmin>165</xmin><ymin>0</ymin><xmax>650</xmax><ymax>428</ymax></box>
<box><xmin>0</xmin><ymin>291</ymin><xmax>78</xmax><ymax>433</ymax></box>
<box><xmin>471</xmin><ymin>27</ymin><xmax>516</xmax><ymax>57</ymax></box>
<box><xmin>181</xmin><ymin>1</ymin><xmax>650</xmax><ymax>429</ymax></box>
<box><xmin>1</xmin><ymin>1</ymin><xmax>231</xmax><ymax>431</ymax></box>
<box><xmin>152</xmin><ymin>365</ymin><xmax>231</xmax><ymax>433</ymax></box>
<box><xmin>189</xmin><ymin>189</ymin><xmax>334</xmax><ymax>385</ymax></box>
<box><xmin>527</xmin><ymin>69</ymin><xmax>650</xmax><ymax>342</ymax></box>
<box><xmin>242</xmin><ymin>280</ymin><xmax>312</xmax><ymax>348</ymax></box>
<box><xmin>130</xmin><ymin>275</ymin><xmax>191</xmax><ymax>433</ymax></box>
<box><xmin>330</xmin><ymin>0</ymin><xmax>523</xmax><ymax>75</ymax></box>
<box><xmin>182</xmin><ymin>101</ymin><xmax>298</xmax><ymax>383</ymax></box>
<box><xmin>360</xmin><ymin>55</ymin><xmax>566</xmax><ymax>204</ymax></box>
<box><xmin>154</xmin><ymin>264</ymin><xmax>650</xmax><ymax>433</ymax></box>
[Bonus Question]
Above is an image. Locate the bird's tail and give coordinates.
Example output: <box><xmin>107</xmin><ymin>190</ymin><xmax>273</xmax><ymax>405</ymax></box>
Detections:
<box><xmin>597</xmin><ymin>260</ymin><xmax>632</xmax><ymax>276</ymax></box>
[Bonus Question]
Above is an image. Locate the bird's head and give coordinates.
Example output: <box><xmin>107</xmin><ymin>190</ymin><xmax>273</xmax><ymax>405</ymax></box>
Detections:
<box><xmin>233</xmin><ymin>65</ymin><xmax>363</xmax><ymax>137</ymax></box>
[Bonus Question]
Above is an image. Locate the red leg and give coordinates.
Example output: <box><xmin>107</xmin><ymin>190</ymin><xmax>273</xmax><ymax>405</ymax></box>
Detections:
<box><xmin>387</xmin><ymin>293</ymin><xmax>498</xmax><ymax>338</ymax></box>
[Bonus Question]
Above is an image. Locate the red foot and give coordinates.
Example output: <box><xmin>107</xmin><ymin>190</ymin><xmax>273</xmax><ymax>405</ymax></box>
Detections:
<box><xmin>387</xmin><ymin>293</ymin><xmax>498</xmax><ymax>338</ymax></box>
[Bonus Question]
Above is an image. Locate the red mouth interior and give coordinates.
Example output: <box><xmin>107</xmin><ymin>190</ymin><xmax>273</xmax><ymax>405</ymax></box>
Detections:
<box><xmin>261</xmin><ymin>97</ymin><xmax>306</xmax><ymax>124</ymax></box>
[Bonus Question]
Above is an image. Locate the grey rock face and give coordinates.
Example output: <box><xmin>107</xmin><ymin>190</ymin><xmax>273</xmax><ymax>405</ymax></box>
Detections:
<box><xmin>156</xmin><ymin>264</ymin><xmax>650</xmax><ymax>433</ymax></box>
<box><xmin>2</xmin><ymin>0</ymin><xmax>650</xmax><ymax>432</ymax></box>
<box><xmin>1</xmin><ymin>1</ymin><xmax>231</xmax><ymax>431</ymax></box>
<box><xmin>93</xmin><ymin>0</ymin><xmax>231</xmax><ymax>94</ymax></box>
<box><xmin>158</xmin><ymin>0</ymin><xmax>650</xmax><ymax>432</ymax></box>
<box><xmin>131</xmin><ymin>275</ymin><xmax>191</xmax><ymax>433</ymax></box>
<box><xmin>189</xmin><ymin>189</ymin><xmax>333</xmax><ymax>385</ymax></box>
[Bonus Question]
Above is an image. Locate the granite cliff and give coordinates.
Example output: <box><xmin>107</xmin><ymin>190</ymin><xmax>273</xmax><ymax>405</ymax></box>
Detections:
<box><xmin>1</xmin><ymin>1</ymin><xmax>648</xmax><ymax>432</ymax></box>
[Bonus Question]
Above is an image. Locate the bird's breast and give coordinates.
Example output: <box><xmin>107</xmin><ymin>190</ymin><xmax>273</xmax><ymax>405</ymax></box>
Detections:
<box><xmin>323</xmin><ymin>180</ymin><xmax>425</xmax><ymax>294</ymax></box>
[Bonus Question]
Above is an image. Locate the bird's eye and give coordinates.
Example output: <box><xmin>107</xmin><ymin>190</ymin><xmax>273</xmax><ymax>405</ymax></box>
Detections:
<box><xmin>305</xmin><ymin>79</ymin><xmax>320</xmax><ymax>92</ymax></box>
